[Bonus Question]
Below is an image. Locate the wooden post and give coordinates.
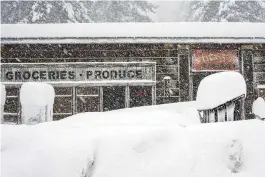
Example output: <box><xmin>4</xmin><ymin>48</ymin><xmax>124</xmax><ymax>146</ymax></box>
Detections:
<box><xmin>178</xmin><ymin>45</ymin><xmax>190</xmax><ymax>102</ymax></box>
<box><xmin>241</xmin><ymin>45</ymin><xmax>254</xmax><ymax>119</ymax></box>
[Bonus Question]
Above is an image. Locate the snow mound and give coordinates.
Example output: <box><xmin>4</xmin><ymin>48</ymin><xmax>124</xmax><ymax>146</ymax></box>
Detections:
<box><xmin>2</xmin><ymin>103</ymin><xmax>265</xmax><ymax>177</ymax></box>
<box><xmin>187</xmin><ymin>120</ymin><xmax>265</xmax><ymax>177</ymax></box>
<box><xmin>1</xmin><ymin>84</ymin><xmax>6</xmax><ymax>122</ymax></box>
<box><xmin>112</xmin><ymin>101</ymin><xmax>200</xmax><ymax>125</ymax></box>
<box><xmin>1</xmin><ymin>84</ymin><xmax>6</xmax><ymax>105</ymax></box>
<box><xmin>2</xmin><ymin>23</ymin><xmax>265</xmax><ymax>39</ymax></box>
<box><xmin>252</xmin><ymin>97</ymin><xmax>265</xmax><ymax>119</ymax></box>
<box><xmin>57</xmin><ymin>101</ymin><xmax>200</xmax><ymax>127</ymax></box>
<box><xmin>93</xmin><ymin>128</ymin><xmax>193</xmax><ymax>177</ymax></box>
<box><xmin>20</xmin><ymin>82</ymin><xmax>55</xmax><ymax>124</ymax></box>
<box><xmin>20</xmin><ymin>82</ymin><xmax>48</xmax><ymax>105</ymax></box>
<box><xmin>196</xmin><ymin>71</ymin><xmax>246</xmax><ymax>110</ymax></box>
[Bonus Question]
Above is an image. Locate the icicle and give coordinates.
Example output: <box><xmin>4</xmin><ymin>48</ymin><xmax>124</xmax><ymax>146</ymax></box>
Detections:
<box><xmin>209</xmin><ymin>111</ymin><xmax>215</xmax><ymax>123</ymax></box>
<box><xmin>227</xmin><ymin>102</ymin><xmax>235</xmax><ymax>121</ymax></box>
<box><xmin>204</xmin><ymin>111</ymin><xmax>209</xmax><ymax>123</ymax></box>
<box><xmin>217</xmin><ymin>107</ymin><xmax>226</xmax><ymax>122</ymax></box>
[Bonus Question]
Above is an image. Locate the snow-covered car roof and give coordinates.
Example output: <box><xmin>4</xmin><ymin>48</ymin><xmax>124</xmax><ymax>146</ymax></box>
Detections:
<box><xmin>1</xmin><ymin>22</ymin><xmax>265</xmax><ymax>44</ymax></box>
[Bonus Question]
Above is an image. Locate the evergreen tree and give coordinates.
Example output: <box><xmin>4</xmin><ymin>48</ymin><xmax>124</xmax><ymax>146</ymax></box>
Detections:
<box><xmin>1</xmin><ymin>1</ymin><xmax>156</xmax><ymax>24</ymax></box>
<box><xmin>186</xmin><ymin>0</ymin><xmax>265</xmax><ymax>22</ymax></box>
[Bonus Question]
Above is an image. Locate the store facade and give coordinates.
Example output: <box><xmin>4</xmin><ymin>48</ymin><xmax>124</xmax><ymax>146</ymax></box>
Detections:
<box><xmin>1</xmin><ymin>23</ymin><xmax>265</xmax><ymax>123</ymax></box>
<box><xmin>1</xmin><ymin>62</ymin><xmax>156</xmax><ymax>121</ymax></box>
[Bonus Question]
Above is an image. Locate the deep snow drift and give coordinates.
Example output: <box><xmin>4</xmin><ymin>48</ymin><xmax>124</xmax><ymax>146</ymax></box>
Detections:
<box><xmin>1</xmin><ymin>102</ymin><xmax>265</xmax><ymax>177</ymax></box>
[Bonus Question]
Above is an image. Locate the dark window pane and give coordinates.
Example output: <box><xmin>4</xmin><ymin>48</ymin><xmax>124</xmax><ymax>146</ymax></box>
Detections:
<box><xmin>76</xmin><ymin>96</ymin><xmax>100</xmax><ymax>112</ymax></box>
<box><xmin>6</xmin><ymin>87</ymin><xmax>19</xmax><ymax>96</ymax></box>
<box><xmin>4</xmin><ymin>97</ymin><xmax>19</xmax><ymax>113</ymax></box>
<box><xmin>103</xmin><ymin>86</ymin><xmax>125</xmax><ymax>111</ymax></box>
<box><xmin>54</xmin><ymin>87</ymin><xmax>72</xmax><ymax>95</ymax></box>
<box><xmin>3</xmin><ymin>115</ymin><xmax>18</xmax><ymax>124</ymax></box>
<box><xmin>76</xmin><ymin>87</ymin><xmax>99</xmax><ymax>96</ymax></box>
<box><xmin>53</xmin><ymin>114</ymin><xmax>71</xmax><ymax>121</ymax></box>
<box><xmin>170</xmin><ymin>89</ymin><xmax>179</xmax><ymax>97</ymax></box>
<box><xmin>53</xmin><ymin>97</ymin><xmax>72</xmax><ymax>113</ymax></box>
<box><xmin>130</xmin><ymin>86</ymin><xmax>152</xmax><ymax>108</ymax></box>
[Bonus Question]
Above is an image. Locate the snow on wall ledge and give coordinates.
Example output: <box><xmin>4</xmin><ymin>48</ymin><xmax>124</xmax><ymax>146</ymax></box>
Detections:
<box><xmin>1</xmin><ymin>22</ymin><xmax>265</xmax><ymax>44</ymax></box>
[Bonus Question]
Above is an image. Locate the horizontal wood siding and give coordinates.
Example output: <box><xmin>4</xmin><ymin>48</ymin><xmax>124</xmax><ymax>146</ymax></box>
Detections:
<box><xmin>1</xmin><ymin>44</ymin><xmax>180</xmax><ymax>104</ymax></box>
<box><xmin>253</xmin><ymin>49</ymin><xmax>265</xmax><ymax>85</ymax></box>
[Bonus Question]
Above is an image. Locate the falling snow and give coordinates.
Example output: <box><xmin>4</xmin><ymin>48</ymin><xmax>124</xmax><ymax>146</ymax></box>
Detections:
<box><xmin>0</xmin><ymin>1</ymin><xmax>265</xmax><ymax>177</ymax></box>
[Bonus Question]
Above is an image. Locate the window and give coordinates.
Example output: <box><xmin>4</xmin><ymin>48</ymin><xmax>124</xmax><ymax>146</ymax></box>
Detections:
<box><xmin>130</xmin><ymin>86</ymin><xmax>152</xmax><ymax>108</ymax></box>
<box><xmin>53</xmin><ymin>87</ymin><xmax>73</xmax><ymax>120</ymax></box>
<box><xmin>76</xmin><ymin>87</ymin><xmax>100</xmax><ymax>113</ymax></box>
<box><xmin>3</xmin><ymin>87</ymin><xmax>20</xmax><ymax>124</ymax></box>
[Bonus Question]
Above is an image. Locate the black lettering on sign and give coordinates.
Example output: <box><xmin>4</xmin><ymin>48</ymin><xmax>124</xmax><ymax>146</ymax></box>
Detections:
<box><xmin>136</xmin><ymin>70</ymin><xmax>142</xmax><ymax>79</ymax></box>
<box><xmin>68</xmin><ymin>71</ymin><xmax>75</xmax><ymax>79</ymax></box>
<box><xmin>32</xmin><ymin>71</ymin><xmax>39</xmax><ymax>79</ymax></box>
<box><xmin>6</xmin><ymin>71</ymin><xmax>13</xmax><ymax>81</ymax></box>
<box><xmin>60</xmin><ymin>71</ymin><xmax>67</xmax><ymax>80</ymax></box>
<box><xmin>95</xmin><ymin>71</ymin><xmax>101</xmax><ymax>79</ymax></box>
<box><xmin>86</xmin><ymin>71</ymin><xmax>93</xmax><ymax>79</ymax></box>
<box><xmin>127</xmin><ymin>70</ymin><xmax>135</xmax><ymax>78</ymax></box>
<box><xmin>23</xmin><ymin>71</ymin><xmax>31</xmax><ymax>80</ymax></box>
<box><xmin>48</xmin><ymin>71</ymin><xmax>56</xmax><ymax>80</ymax></box>
<box><xmin>56</xmin><ymin>71</ymin><xmax>60</xmax><ymax>79</ymax></box>
<box><xmin>102</xmin><ymin>71</ymin><xmax>109</xmax><ymax>79</ymax></box>
<box><xmin>3</xmin><ymin>66</ymin><xmax>147</xmax><ymax>82</ymax></box>
<box><xmin>110</xmin><ymin>70</ymin><xmax>117</xmax><ymax>79</ymax></box>
<box><xmin>40</xmin><ymin>71</ymin><xmax>47</xmax><ymax>80</ymax></box>
<box><xmin>119</xmin><ymin>70</ymin><xmax>126</xmax><ymax>79</ymax></box>
<box><xmin>15</xmin><ymin>71</ymin><xmax>22</xmax><ymax>80</ymax></box>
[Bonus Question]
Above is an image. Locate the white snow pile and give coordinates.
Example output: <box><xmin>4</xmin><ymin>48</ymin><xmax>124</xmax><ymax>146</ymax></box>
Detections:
<box><xmin>1</xmin><ymin>84</ymin><xmax>6</xmax><ymax>106</ymax></box>
<box><xmin>20</xmin><ymin>82</ymin><xmax>55</xmax><ymax>124</ymax></box>
<box><xmin>2</xmin><ymin>23</ymin><xmax>265</xmax><ymax>39</ymax></box>
<box><xmin>1</xmin><ymin>103</ymin><xmax>265</xmax><ymax>177</ymax></box>
<box><xmin>196</xmin><ymin>71</ymin><xmax>246</xmax><ymax>110</ymax></box>
<box><xmin>1</xmin><ymin>84</ymin><xmax>6</xmax><ymax>122</ymax></box>
<box><xmin>252</xmin><ymin>97</ymin><xmax>265</xmax><ymax>119</ymax></box>
<box><xmin>53</xmin><ymin>101</ymin><xmax>200</xmax><ymax>128</ymax></box>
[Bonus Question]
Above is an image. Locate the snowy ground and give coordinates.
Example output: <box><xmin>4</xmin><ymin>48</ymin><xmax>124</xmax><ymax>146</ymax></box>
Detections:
<box><xmin>1</xmin><ymin>102</ymin><xmax>265</xmax><ymax>177</ymax></box>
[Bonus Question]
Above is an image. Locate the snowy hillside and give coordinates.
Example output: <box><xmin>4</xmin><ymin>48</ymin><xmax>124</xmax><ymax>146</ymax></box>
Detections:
<box><xmin>1</xmin><ymin>103</ymin><xmax>265</xmax><ymax>177</ymax></box>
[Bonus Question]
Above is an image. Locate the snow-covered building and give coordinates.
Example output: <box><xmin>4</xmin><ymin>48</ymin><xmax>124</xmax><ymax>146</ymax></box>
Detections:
<box><xmin>1</xmin><ymin>22</ymin><xmax>265</xmax><ymax>123</ymax></box>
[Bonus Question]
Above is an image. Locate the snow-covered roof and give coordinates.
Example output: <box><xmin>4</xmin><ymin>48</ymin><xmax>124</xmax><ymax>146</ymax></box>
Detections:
<box><xmin>1</xmin><ymin>22</ymin><xmax>265</xmax><ymax>44</ymax></box>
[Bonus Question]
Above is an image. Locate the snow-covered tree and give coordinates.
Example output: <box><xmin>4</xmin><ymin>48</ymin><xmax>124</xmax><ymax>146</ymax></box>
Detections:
<box><xmin>1</xmin><ymin>1</ymin><xmax>156</xmax><ymax>24</ymax></box>
<box><xmin>186</xmin><ymin>0</ymin><xmax>265</xmax><ymax>22</ymax></box>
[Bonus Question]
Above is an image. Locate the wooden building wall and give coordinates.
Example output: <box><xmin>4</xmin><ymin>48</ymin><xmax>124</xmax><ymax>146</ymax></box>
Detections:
<box><xmin>1</xmin><ymin>43</ymin><xmax>264</xmax><ymax>121</ymax></box>
<box><xmin>254</xmin><ymin>46</ymin><xmax>265</xmax><ymax>85</ymax></box>
<box><xmin>253</xmin><ymin>45</ymin><xmax>265</xmax><ymax>100</ymax></box>
<box><xmin>1</xmin><ymin>44</ymin><xmax>181</xmax><ymax>104</ymax></box>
